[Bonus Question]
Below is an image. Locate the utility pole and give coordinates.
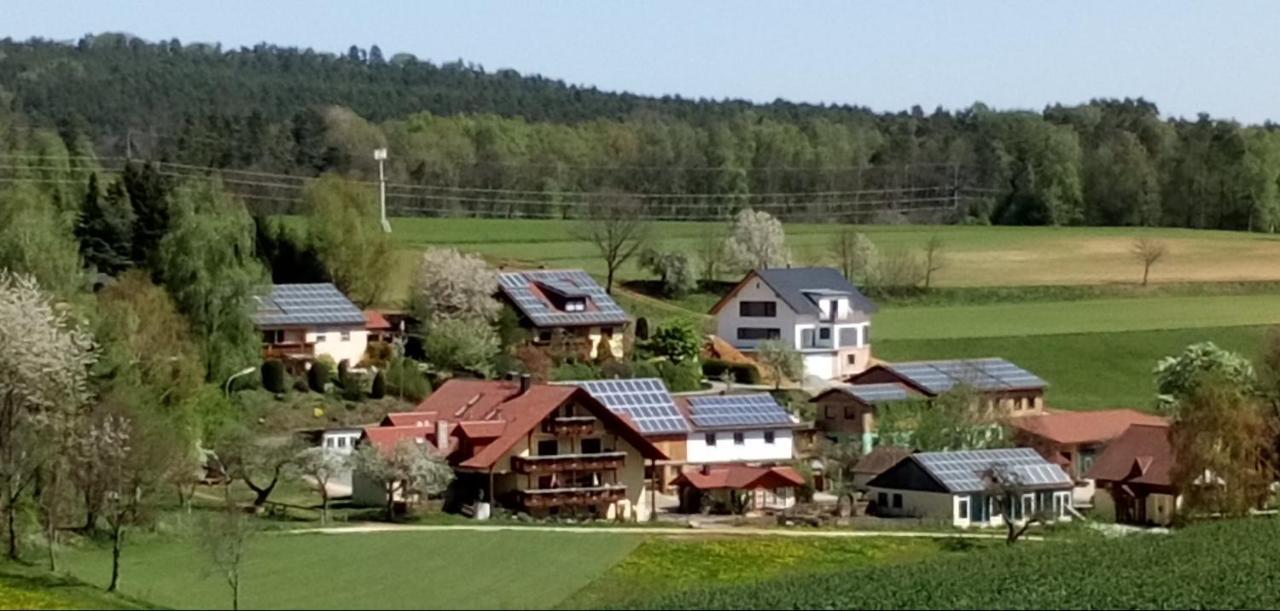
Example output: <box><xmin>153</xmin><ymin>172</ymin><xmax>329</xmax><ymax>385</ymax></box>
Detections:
<box><xmin>374</xmin><ymin>148</ymin><xmax>390</xmax><ymax>233</ymax></box>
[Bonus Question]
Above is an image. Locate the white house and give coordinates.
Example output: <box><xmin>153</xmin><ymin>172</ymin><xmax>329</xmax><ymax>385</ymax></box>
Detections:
<box><xmin>680</xmin><ymin>393</ymin><xmax>798</xmax><ymax>465</ymax></box>
<box><xmin>254</xmin><ymin>283</ymin><xmax>370</xmax><ymax>368</ymax></box>
<box><xmin>319</xmin><ymin>427</ymin><xmax>363</xmax><ymax>455</ymax></box>
<box><xmin>866</xmin><ymin>448</ymin><xmax>1074</xmax><ymax>528</ymax></box>
<box><xmin>497</xmin><ymin>269</ymin><xmax>629</xmax><ymax>359</ymax></box>
<box><xmin>710</xmin><ymin>267</ymin><xmax>877</xmax><ymax>381</ymax></box>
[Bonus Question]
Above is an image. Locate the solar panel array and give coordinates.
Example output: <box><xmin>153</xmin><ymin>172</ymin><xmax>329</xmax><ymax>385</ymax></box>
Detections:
<box><xmin>571</xmin><ymin>378</ymin><xmax>691</xmax><ymax>435</ymax></box>
<box><xmin>888</xmin><ymin>358</ymin><xmax>1047</xmax><ymax>394</ymax></box>
<box><xmin>499</xmin><ymin>270</ymin><xmax>629</xmax><ymax>327</ymax></box>
<box><xmin>687</xmin><ymin>394</ymin><xmax>794</xmax><ymax>429</ymax></box>
<box><xmin>913</xmin><ymin>448</ymin><xmax>1072</xmax><ymax>493</ymax></box>
<box><xmin>845</xmin><ymin>383</ymin><xmax>913</xmax><ymax>404</ymax></box>
<box><xmin>254</xmin><ymin>283</ymin><xmax>366</xmax><ymax>327</ymax></box>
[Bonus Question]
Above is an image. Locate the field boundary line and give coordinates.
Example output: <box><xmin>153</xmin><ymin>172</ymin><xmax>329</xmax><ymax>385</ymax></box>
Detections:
<box><xmin>277</xmin><ymin>523</ymin><xmax>1039</xmax><ymax>541</ymax></box>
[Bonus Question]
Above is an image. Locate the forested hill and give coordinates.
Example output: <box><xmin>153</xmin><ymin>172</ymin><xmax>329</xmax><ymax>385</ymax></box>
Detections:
<box><xmin>2</xmin><ymin>33</ymin><xmax>1280</xmax><ymax>230</ymax></box>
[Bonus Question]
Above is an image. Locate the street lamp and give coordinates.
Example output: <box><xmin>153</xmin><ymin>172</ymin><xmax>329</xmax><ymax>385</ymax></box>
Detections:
<box><xmin>373</xmin><ymin>148</ymin><xmax>391</xmax><ymax>233</ymax></box>
<box><xmin>224</xmin><ymin>366</ymin><xmax>258</xmax><ymax>396</ymax></box>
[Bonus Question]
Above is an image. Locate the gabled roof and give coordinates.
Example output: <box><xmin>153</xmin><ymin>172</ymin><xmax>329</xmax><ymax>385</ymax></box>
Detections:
<box><xmin>381</xmin><ymin>411</ymin><xmax>440</xmax><ymax>427</ymax></box>
<box><xmin>710</xmin><ymin>267</ymin><xmax>877</xmax><ymax>316</ymax></box>
<box><xmin>1011</xmin><ymin>409</ymin><xmax>1168</xmax><ymax>446</ymax></box>
<box><xmin>1084</xmin><ymin>423</ymin><xmax>1176</xmax><ymax>489</ymax></box>
<box><xmin>683</xmin><ymin>393</ymin><xmax>797</xmax><ymax>431</ymax></box>
<box><xmin>254</xmin><ymin>283</ymin><xmax>366</xmax><ymax>328</ymax></box>
<box><xmin>852</xmin><ymin>446</ymin><xmax>914</xmax><ymax>476</ymax></box>
<box><xmin>812</xmin><ymin>383</ymin><xmax>921</xmax><ymax>405</ymax></box>
<box><xmin>404</xmin><ymin>379</ymin><xmax>665</xmax><ymax>470</ymax></box>
<box><xmin>364</xmin><ymin>310</ymin><xmax>392</xmax><ymax>330</ymax></box>
<box><xmin>361</xmin><ymin>424</ymin><xmax>438</xmax><ymax>453</ymax></box>
<box><xmin>869</xmin><ymin>448</ymin><xmax>1072</xmax><ymax>494</ymax></box>
<box><xmin>498</xmin><ymin>269</ymin><xmax>629</xmax><ymax>328</ymax></box>
<box><xmin>672</xmin><ymin>465</ymin><xmax>805</xmax><ymax>491</ymax></box>
<box><xmin>849</xmin><ymin>358</ymin><xmax>1047</xmax><ymax>395</ymax></box>
<box><xmin>568</xmin><ymin>378</ymin><xmax>692</xmax><ymax>435</ymax></box>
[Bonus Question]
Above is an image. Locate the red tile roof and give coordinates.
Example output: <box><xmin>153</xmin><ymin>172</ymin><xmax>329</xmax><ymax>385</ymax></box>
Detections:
<box><xmin>672</xmin><ymin>465</ymin><xmax>805</xmax><ymax>491</ymax></box>
<box><xmin>398</xmin><ymin>379</ymin><xmax>666</xmax><ymax>470</ymax></box>
<box><xmin>364</xmin><ymin>310</ymin><xmax>392</xmax><ymax>330</ymax></box>
<box><xmin>1084</xmin><ymin>423</ymin><xmax>1176</xmax><ymax>488</ymax></box>
<box><xmin>1011</xmin><ymin>409</ymin><xmax>1168</xmax><ymax>446</ymax></box>
<box><xmin>361</xmin><ymin>424</ymin><xmax>435</xmax><ymax>452</ymax></box>
<box><xmin>381</xmin><ymin>411</ymin><xmax>440</xmax><ymax>427</ymax></box>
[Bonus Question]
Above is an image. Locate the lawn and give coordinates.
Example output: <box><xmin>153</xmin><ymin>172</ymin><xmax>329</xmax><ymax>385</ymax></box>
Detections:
<box><xmin>876</xmin><ymin>325</ymin><xmax>1269</xmax><ymax>409</ymax></box>
<box><xmin>637</xmin><ymin>518</ymin><xmax>1280</xmax><ymax>609</ymax></box>
<box><xmin>60</xmin><ymin>531</ymin><xmax>642</xmax><ymax>610</ymax></box>
<box><xmin>0</xmin><ymin>562</ymin><xmax>147</xmax><ymax>610</ymax></box>
<box><xmin>561</xmin><ymin>535</ymin><xmax>955</xmax><ymax>609</ymax></box>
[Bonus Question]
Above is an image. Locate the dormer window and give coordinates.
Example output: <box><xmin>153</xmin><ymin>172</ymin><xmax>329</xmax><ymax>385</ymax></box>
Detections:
<box><xmin>564</xmin><ymin>299</ymin><xmax>586</xmax><ymax>312</ymax></box>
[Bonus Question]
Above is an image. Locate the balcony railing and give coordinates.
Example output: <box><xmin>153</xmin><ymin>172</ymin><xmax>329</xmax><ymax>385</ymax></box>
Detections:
<box><xmin>511</xmin><ymin>451</ymin><xmax>626</xmax><ymax>475</ymax></box>
<box><xmin>262</xmin><ymin>342</ymin><xmax>315</xmax><ymax>359</ymax></box>
<box><xmin>541</xmin><ymin>416</ymin><xmax>597</xmax><ymax>437</ymax></box>
<box><xmin>518</xmin><ymin>484</ymin><xmax>627</xmax><ymax>509</ymax></box>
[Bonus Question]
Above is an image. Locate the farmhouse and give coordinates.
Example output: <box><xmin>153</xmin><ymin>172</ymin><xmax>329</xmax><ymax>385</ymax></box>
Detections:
<box><xmin>1011</xmin><ymin>409</ymin><xmax>1168</xmax><ymax>480</ymax></box>
<box><xmin>354</xmin><ymin>377</ymin><xmax>666</xmax><ymax>520</ymax></box>
<box><xmin>812</xmin><ymin>383</ymin><xmax>924</xmax><ymax>450</ymax></box>
<box><xmin>710</xmin><ymin>267</ymin><xmax>877</xmax><ymax>381</ymax></box>
<box><xmin>850</xmin><ymin>445</ymin><xmax>914</xmax><ymax>491</ymax></box>
<box><xmin>254</xmin><ymin>283</ymin><xmax>369</xmax><ymax>368</ymax></box>
<box><xmin>844</xmin><ymin>357</ymin><xmax>1048</xmax><ymax>413</ymax></box>
<box><xmin>671</xmin><ymin>464</ymin><xmax>806</xmax><ymax>513</ymax></box>
<box><xmin>1085</xmin><ymin>423</ymin><xmax>1181</xmax><ymax>526</ymax></box>
<box><xmin>866</xmin><ymin>448</ymin><xmax>1073</xmax><ymax>528</ymax></box>
<box><xmin>497</xmin><ymin>269</ymin><xmax>629</xmax><ymax>360</ymax></box>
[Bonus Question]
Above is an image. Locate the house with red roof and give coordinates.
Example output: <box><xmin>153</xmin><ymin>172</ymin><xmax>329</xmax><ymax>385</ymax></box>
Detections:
<box><xmin>353</xmin><ymin>376</ymin><xmax>667</xmax><ymax>520</ymax></box>
<box><xmin>1010</xmin><ymin>409</ymin><xmax>1168</xmax><ymax>481</ymax></box>
<box><xmin>670</xmin><ymin>464</ymin><xmax>806</xmax><ymax>513</ymax></box>
<box><xmin>1084</xmin><ymin>423</ymin><xmax>1181</xmax><ymax>526</ymax></box>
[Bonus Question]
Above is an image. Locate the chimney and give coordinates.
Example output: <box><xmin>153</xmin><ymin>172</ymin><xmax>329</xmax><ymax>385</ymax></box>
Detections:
<box><xmin>519</xmin><ymin>373</ymin><xmax>532</xmax><ymax>394</ymax></box>
<box><xmin>506</xmin><ymin>371</ymin><xmax>519</xmax><ymax>382</ymax></box>
<box><xmin>700</xmin><ymin>464</ymin><xmax>712</xmax><ymax>475</ymax></box>
<box><xmin>435</xmin><ymin>419</ymin><xmax>449</xmax><ymax>451</ymax></box>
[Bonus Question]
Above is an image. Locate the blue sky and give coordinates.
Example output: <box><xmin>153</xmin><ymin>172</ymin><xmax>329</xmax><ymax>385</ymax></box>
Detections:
<box><xmin>8</xmin><ymin>1</ymin><xmax>1279</xmax><ymax>123</ymax></box>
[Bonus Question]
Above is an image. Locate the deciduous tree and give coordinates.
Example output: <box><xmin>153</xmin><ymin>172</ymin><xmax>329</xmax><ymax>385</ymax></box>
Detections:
<box><xmin>412</xmin><ymin>248</ymin><xmax>501</xmax><ymax>323</ymax></box>
<box><xmin>296</xmin><ymin>447</ymin><xmax>348</xmax><ymax>525</ymax></box>
<box><xmin>1154</xmin><ymin>342</ymin><xmax>1256</xmax><ymax>411</ymax></box>
<box><xmin>351</xmin><ymin>441</ymin><xmax>454</xmax><ymax>521</ymax></box>
<box><xmin>305</xmin><ymin>174</ymin><xmax>392</xmax><ymax>306</ymax></box>
<box><xmin>754</xmin><ymin>340</ymin><xmax>803</xmax><ymax>389</ymax></box>
<box><xmin>725</xmin><ymin>209</ymin><xmax>789</xmax><ymax>271</ymax></box>
<box><xmin>573</xmin><ymin>192</ymin><xmax>650</xmax><ymax>294</ymax></box>
<box><xmin>423</xmin><ymin>318</ymin><xmax>500</xmax><ymax>376</ymax></box>
<box><xmin>1132</xmin><ymin>237</ymin><xmax>1168</xmax><ymax>286</ymax></box>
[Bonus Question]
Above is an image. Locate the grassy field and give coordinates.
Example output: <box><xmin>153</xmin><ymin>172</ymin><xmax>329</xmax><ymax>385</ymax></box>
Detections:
<box><xmin>562</xmin><ymin>535</ymin><xmax>956</xmax><ymax>609</ymax></box>
<box><xmin>0</xmin><ymin>562</ymin><xmax>147</xmax><ymax>610</ymax></box>
<box><xmin>61</xmin><ymin>531</ymin><xmax>642</xmax><ymax>610</ymax></box>
<box><xmin>638</xmin><ymin>518</ymin><xmax>1280</xmax><ymax>609</ymax></box>
<box><xmin>877</xmin><ymin>325</ymin><xmax>1267</xmax><ymax>409</ymax></box>
<box><xmin>386</xmin><ymin>218</ymin><xmax>1280</xmax><ymax>298</ymax></box>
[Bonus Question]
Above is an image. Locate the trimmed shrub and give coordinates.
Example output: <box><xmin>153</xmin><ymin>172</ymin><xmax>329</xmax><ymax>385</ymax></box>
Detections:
<box><xmin>631</xmin><ymin>360</ymin><xmax>661</xmax><ymax>380</ymax></box>
<box><xmin>308</xmin><ymin>358</ymin><xmax>333</xmax><ymax>393</ymax></box>
<box><xmin>551</xmin><ymin>362</ymin><xmax>602</xmax><ymax>382</ymax></box>
<box><xmin>702</xmin><ymin>358</ymin><xmax>762</xmax><ymax>384</ymax></box>
<box><xmin>635</xmin><ymin>317</ymin><xmax>650</xmax><ymax>341</ymax></box>
<box><xmin>600</xmin><ymin>359</ymin><xmax>634</xmax><ymax>379</ymax></box>
<box><xmin>370</xmin><ymin>370</ymin><xmax>386</xmax><ymax>399</ymax></box>
<box><xmin>657</xmin><ymin>359</ymin><xmax>703</xmax><ymax>392</ymax></box>
<box><xmin>261</xmin><ymin>359</ymin><xmax>286</xmax><ymax>393</ymax></box>
<box><xmin>340</xmin><ymin>370</ymin><xmax>366</xmax><ymax>401</ymax></box>
<box><xmin>384</xmin><ymin>358</ymin><xmax>432</xmax><ymax>402</ymax></box>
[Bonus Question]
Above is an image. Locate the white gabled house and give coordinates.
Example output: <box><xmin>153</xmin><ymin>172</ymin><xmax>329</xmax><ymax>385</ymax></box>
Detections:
<box><xmin>710</xmin><ymin>267</ymin><xmax>877</xmax><ymax>381</ymax></box>
<box><xmin>254</xmin><ymin>283</ymin><xmax>369</xmax><ymax>368</ymax></box>
<box><xmin>866</xmin><ymin>448</ymin><xmax>1074</xmax><ymax>528</ymax></box>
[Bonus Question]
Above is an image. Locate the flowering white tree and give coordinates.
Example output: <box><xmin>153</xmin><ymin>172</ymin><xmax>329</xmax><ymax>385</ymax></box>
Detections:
<box><xmin>413</xmin><ymin>248</ymin><xmax>501</xmax><ymax>323</ymax></box>
<box><xmin>296</xmin><ymin>446</ymin><xmax>349</xmax><ymax>524</ymax></box>
<box><xmin>725</xmin><ymin>209</ymin><xmax>791</xmax><ymax>271</ymax></box>
<box><xmin>351</xmin><ymin>440</ymin><xmax>455</xmax><ymax>521</ymax></box>
<box><xmin>0</xmin><ymin>271</ymin><xmax>96</xmax><ymax>560</ymax></box>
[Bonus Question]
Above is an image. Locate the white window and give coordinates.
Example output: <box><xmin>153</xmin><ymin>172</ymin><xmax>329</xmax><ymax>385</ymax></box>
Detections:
<box><xmin>957</xmin><ymin>498</ymin><xmax>969</xmax><ymax>520</ymax></box>
<box><xmin>565</xmin><ymin>299</ymin><xmax>585</xmax><ymax>312</ymax></box>
<box><xmin>341</xmin><ymin>331</ymin><xmax>351</xmax><ymax>342</ymax></box>
<box><xmin>337</xmin><ymin>437</ymin><xmax>347</xmax><ymax>448</ymax></box>
<box><xmin>325</xmin><ymin>438</ymin><xmax>335</xmax><ymax>448</ymax></box>
<box><xmin>315</xmin><ymin>334</ymin><xmax>327</xmax><ymax>343</ymax></box>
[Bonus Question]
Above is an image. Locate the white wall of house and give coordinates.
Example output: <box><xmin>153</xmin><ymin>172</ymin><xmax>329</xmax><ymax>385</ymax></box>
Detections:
<box><xmin>869</xmin><ymin>487</ymin><xmax>1073</xmax><ymax>528</ymax></box>
<box><xmin>306</xmin><ymin>327</ymin><xmax>369</xmax><ymax>367</ymax></box>
<box><xmin>321</xmin><ymin>430</ymin><xmax>362</xmax><ymax>455</ymax></box>
<box><xmin>867</xmin><ymin>487</ymin><xmax>955</xmax><ymax>521</ymax></box>
<box><xmin>685</xmin><ymin>429</ymin><xmax>794</xmax><ymax>464</ymax></box>
<box><xmin>716</xmin><ymin>279</ymin><xmax>797</xmax><ymax>350</ymax></box>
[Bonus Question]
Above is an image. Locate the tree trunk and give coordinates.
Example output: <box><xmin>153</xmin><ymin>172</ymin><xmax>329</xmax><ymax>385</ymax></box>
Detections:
<box><xmin>6</xmin><ymin>502</ymin><xmax>16</xmax><ymax>560</ymax></box>
<box><xmin>1142</xmin><ymin>263</ymin><xmax>1151</xmax><ymax>286</ymax></box>
<box><xmin>232</xmin><ymin>570</ymin><xmax>240</xmax><ymax>611</ymax></box>
<box><xmin>320</xmin><ymin>488</ymin><xmax>329</xmax><ymax>525</ymax></box>
<box><xmin>245</xmin><ymin>475</ymin><xmax>279</xmax><ymax>508</ymax></box>
<box><xmin>605</xmin><ymin>266</ymin><xmax>616</xmax><ymax>295</ymax></box>
<box><xmin>46</xmin><ymin>515</ymin><xmax>57</xmax><ymax>572</ymax></box>
<box><xmin>108</xmin><ymin>525</ymin><xmax>123</xmax><ymax>592</ymax></box>
<box><xmin>385</xmin><ymin>484</ymin><xmax>396</xmax><ymax>521</ymax></box>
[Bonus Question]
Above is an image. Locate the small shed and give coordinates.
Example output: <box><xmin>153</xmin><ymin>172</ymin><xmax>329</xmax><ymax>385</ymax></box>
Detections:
<box><xmin>671</xmin><ymin>464</ymin><xmax>806</xmax><ymax>514</ymax></box>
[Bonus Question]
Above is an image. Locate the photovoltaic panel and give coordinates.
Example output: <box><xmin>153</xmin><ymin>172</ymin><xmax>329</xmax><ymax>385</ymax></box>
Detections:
<box><xmin>499</xmin><ymin>270</ymin><xmax>629</xmax><ymax>327</ymax></box>
<box><xmin>844</xmin><ymin>383</ymin><xmax>912</xmax><ymax>404</ymax></box>
<box><xmin>253</xmin><ymin>283</ymin><xmax>366</xmax><ymax>327</ymax></box>
<box><xmin>911</xmin><ymin>448</ymin><xmax>1072</xmax><ymax>493</ymax></box>
<box><xmin>570</xmin><ymin>378</ymin><xmax>691</xmax><ymax>435</ymax></box>
<box><xmin>686</xmin><ymin>393</ymin><xmax>794</xmax><ymax>429</ymax></box>
<box><xmin>884</xmin><ymin>358</ymin><xmax>1047</xmax><ymax>393</ymax></box>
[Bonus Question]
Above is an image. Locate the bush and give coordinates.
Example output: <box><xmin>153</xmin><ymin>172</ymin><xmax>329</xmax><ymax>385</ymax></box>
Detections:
<box><xmin>600</xmin><ymin>359</ymin><xmax>634</xmax><ymax>379</ymax></box>
<box><xmin>657</xmin><ymin>359</ymin><xmax>703</xmax><ymax>392</ymax></box>
<box><xmin>364</xmin><ymin>340</ymin><xmax>394</xmax><ymax>366</ymax></box>
<box><xmin>514</xmin><ymin>345</ymin><xmax>552</xmax><ymax>382</ymax></box>
<box><xmin>702</xmin><ymin>358</ymin><xmax>762</xmax><ymax>384</ymax></box>
<box><xmin>261</xmin><ymin>359</ymin><xmax>286</xmax><ymax>393</ymax></box>
<box><xmin>551</xmin><ymin>362</ymin><xmax>602</xmax><ymax>382</ymax></box>
<box><xmin>384</xmin><ymin>358</ymin><xmax>432</xmax><ymax>402</ymax></box>
<box><xmin>370</xmin><ymin>370</ymin><xmax>386</xmax><ymax>399</ymax></box>
<box><xmin>639</xmin><ymin>249</ymin><xmax>697</xmax><ymax>298</ymax></box>
<box><xmin>340</xmin><ymin>370</ymin><xmax>366</xmax><ymax>401</ymax></box>
<box><xmin>308</xmin><ymin>358</ymin><xmax>334</xmax><ymax>393</ymax></box>
<box><xmin>644</xmin><ymin>319</ymin><xmax>702</xmax><ymax>363</ymax></box>
<box><xmin>631</xmin><ymin>360</ymin><xmax>661</xmax><ymax>380</ymax></box>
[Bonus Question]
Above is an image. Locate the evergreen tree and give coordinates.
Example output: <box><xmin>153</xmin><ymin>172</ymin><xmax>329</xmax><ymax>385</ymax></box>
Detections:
<box><xmin>123</xmin><ymin>163</ymin><xmax>172</xmax><ymax>269</ymax></box>
<box><xmin>76</xmin><ymin>174</ymin><xmax>136</xmax><ymax>275</ymax></box>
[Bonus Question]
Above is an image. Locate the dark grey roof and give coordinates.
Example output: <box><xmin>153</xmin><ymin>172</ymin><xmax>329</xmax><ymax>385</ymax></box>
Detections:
<box><xmin>253</xmin><ymin>283</ymin><xmax>365</xmax><ymax>328</ymax></box>
<box><xmin>570</xmin><ymin>378</ymin><xmax>692</xmax><ymax>435</ymax></box>
<box><xmin>754</xmin><ymin>267</ymin><xmax>878</xmax><ymax>316</ymax></box>
<box><xmin>911</xmin><ymin>448</ymin><xmax>1073</xmax><ymax>493</ymax></box>
<box><xmin>884</xmin><ymin>358</ymin><xmax>1047</xmax><ymax>393</ymax></box>
<box><xmin>499</xmin><ymin>270</ymin><xmax>629</xmax><ymax>327</ymax></box>
<box><xmin>842</xmin><ymin>383</ymin><xmax>914</xmax><ymax>404</ymax></box>
<box><xmin>686</xmin><ymin>393</ymin><xmax>795</xmax><ymax>430</ymax></box>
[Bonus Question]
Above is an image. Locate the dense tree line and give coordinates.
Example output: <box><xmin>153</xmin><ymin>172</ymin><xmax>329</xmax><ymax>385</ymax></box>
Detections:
<box><xmin>2</xmin><ymin>34</ymin><xmax>1280</xmax><ymax>229</ymax></box>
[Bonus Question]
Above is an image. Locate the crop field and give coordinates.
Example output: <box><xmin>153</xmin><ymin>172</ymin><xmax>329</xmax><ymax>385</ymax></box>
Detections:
<box><xmin>60</xmin><ymin>530</ymin><xmax>641</xmax><ymax>610</ymax></box>
<box><xmin>637</xmin><ymin>518</ymin><xmax>1280</xmax><ymax>609</ymax></box>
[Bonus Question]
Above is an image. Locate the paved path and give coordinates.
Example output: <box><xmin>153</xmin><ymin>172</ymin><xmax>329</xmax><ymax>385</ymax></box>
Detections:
<box><xmin>281</xmin><ymin>522</ymin><xmax>1037</xmax><ymax>540</ymax></box>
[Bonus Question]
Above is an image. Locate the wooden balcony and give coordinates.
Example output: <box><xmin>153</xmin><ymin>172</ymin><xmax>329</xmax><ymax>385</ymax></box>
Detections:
<box><xmin>511</xmin><ymin>451</ymin><xmax>626</xmax><ymax>475</ymax></box>
<box><xmin>262</xmin><ymin>341</ymin><xmax>315</xmax><ymax>360</ymax></box>
<box><xmin>541</xmin><ymin>416</ymin><xmax>597</xmax><ymax>437</ymax></box>
<box><xmin>519</xmin><ymin>484</ymin><xmax>627</xmax><ymax>509</ymax></box>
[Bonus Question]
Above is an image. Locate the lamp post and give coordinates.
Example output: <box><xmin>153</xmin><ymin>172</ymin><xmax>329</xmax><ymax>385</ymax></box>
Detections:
<box><xmin>374</xmin><ymin>148</ymin><xmax>390</xmax><ymax>233</ymax></box>
<box><xmin>224</xmin><ymin>366</ymin><xmax>258</xmax><ymax>396</ymax></box>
